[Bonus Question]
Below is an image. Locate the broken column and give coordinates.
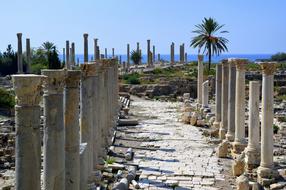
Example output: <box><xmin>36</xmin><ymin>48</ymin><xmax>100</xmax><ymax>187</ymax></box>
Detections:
<box><xmin>233</xmin><ymin>59</ymin><xmax>248</xmax><ymax>154</ymax></box>
<box><xmin>13</xmin><ymin>74</ymin><xmax>44</xmax><ymax>190</ymax></box>
<box><xmin>94</xmin><ymin>38</ymin><xmax>98</xmax><ymax>60</ymax></box>
<box><xmin>71</xmin><ymin>42</ymin><xmax>75</xmax><ymax>67</ymax></box>
<box><xmin>66</xmin><ymin>40</ymin><xmax>70</xmax><ymax>69</ymax></box>
<box><xmin>202</xmin><ymin>80</ymin><xmax>209</xmax><ymax>107</ymax></box>
<box><xmin>197</xmin><ymin>55</ymin><xmax>204</xmax><ymax>105</ymax></box>
<box><xmin>42</xmin><ymin>69</ymin><xmax>66</xmax><ymax>190</ymax></box>
<box><xmin>219</xmin><ymin>59</ymin><xmax>229</xmax><ymax>139</ymax></box>
<box><xmin>245</xmin><ymin>81</ymin><xmax>260</xmax><ymax>171</ymax></box>
<box><xmin>226</xmin><ymin>59</ymin><xmax>236</xmax><ymax>141</ymax></box>
<box><xmin>83</xmin><ymin>33</ymin><xmax>89</xmax><ymax>62</ymax></box>
<box><xmin>65</xmin><ymin>70</ymin><xmax>81</xmax><ymax>190</ymax></box>
<box><xmin>213</xmin><ymin>64</ymin><xmax>222</xmax><ymax>129</ymax></box>
<box><xmin>17</xmin><ymin>33</ymin><xmax>23</xmax><ymax>73</ymax></box>
<box><xmin>147</xmin><ymin>40</ymin><xmax>151</xmax><ymax>67</ymax></box>
<box><xmin>25</xmin><ymin>38</ymin><xmax>31</xmax><ymax>73</ymax></box>
<box><xmin>257</xmin><ymin>62</ymin><xmax>278</xmax><ymax>186</ymax></box>
<box><xmin>127</xmin><ymin>44</ymin><xmax>130</xmax><ymax>70</ymax></box>
<box><xmin>170</xmin><ymin>42</ymin><xmax>175</xmax><ymax>65</ymax></box>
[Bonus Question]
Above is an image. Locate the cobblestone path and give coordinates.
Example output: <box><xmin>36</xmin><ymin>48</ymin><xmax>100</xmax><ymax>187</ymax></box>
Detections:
<box><xmin>129</xmin><ymin>98</ymin><xmax>226</xmax><ymax>190</ymax></box>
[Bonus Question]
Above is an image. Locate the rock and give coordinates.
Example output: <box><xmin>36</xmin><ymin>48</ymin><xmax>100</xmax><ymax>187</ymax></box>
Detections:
<box><xmin>236</xmin><ymin>175</ymin><xmax>249</xmax><ymax>190</ymax></box>
<box><xmin>190</xmin><ymin>113</ymin><xmax>198</xmax><ymax>126</ymax></box>
<box><xmin>270</xmin><ymin>182</ymin><xmax>286</xmax><ymax>190</ymax></box>
<box><xmin>232</xmin><ymin>153</ymin><xmax>245</xmax><ymax>176</ymax></box>
<box><xmin>182</xmin><ymin>112</ymin><xmax>192</xmax><ymax>124</ymax></box>
<box><xmin>196</xmin><ymin>119</ymin><xmax>205</xmax><ymax>126</ymax></box>
<box><xmin>216</xmin><ymin>140</ymin><xmax>229</xmax><ymax>158</ymax></box>
<box><xmin>117</xmin><ymin>119</ymin><xmax>139</xmax><ymax>126</ymax></box>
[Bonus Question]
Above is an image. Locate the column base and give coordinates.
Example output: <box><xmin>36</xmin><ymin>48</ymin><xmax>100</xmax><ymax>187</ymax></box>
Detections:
<box><xmin>225</xmin><ymin>133</ymin><xmax>234</xmax><ymax>142</ymax></box>
<box><xmin>219</xmin><ymin>128</ymin><xmax>226</xmax><ymax>139</ymax></box>
<box><xmin>245</xmin><ymin>147</ymin><xmax>260</xmax><ymax>172</ymax></box>
<box><xmin>257</xmin><ymin>166</ymin><xmax>279</xmax><ymax>186</ymax></box>
<box><xmin>232</xmin><ymin>141</ymin><xmax>247</xmax><ymax>155</ymax></box>
<box><xmin>213</xmin><ymin>121</ymin><xmax>220</xmax><ymax>129</ymax></box>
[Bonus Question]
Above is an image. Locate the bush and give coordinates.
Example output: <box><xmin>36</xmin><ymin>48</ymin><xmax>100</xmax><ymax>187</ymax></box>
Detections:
<box><xmin>152</xmin><ymin>68</ymin><xmax>163</xmax><ymax>75</ymax></box>
<box><xmin>127</xmin><ymin>75</ymin><xmax>141</xmax><ymax>84</ymax></box>
<box><xmin>31</xmin><ymin>63</ymin><xmax>48</xmax><ymax>74</ymax></box>
<box><xmin>271</xmin><ymin>52</ymin><xmax>286</xmax><ymax>62</ymax></box>
<box><xmin>273</xmin><ymin>124</ymin><xmax>279</xmax><ymax>134</ymax></box>
<box><xmin>0</xmin><ymin>88</ymin><xmax>15</xmax><ymax>108</ymax></box>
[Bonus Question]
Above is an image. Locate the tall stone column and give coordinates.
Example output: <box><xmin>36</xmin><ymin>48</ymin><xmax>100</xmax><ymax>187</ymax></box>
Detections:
<box><xmin>182</xmin><ymin>43</ymin><xmax>185</xmax><ymax>63</ymax></box>
<box><xmin>153</xmin><ymin>45</ymin><xmax>155</xmax><ymax>64</ymax></box>
<box><xmin>219</xmin><ymin>60</ymin><xmax>229</xmax><ymax>139</ymax></box>
<box><xmin>42</xmin><ymin>69</ymin><xmax>66</xmax><ymax>190</ymax></box>
<box><xmin>226</xmin><ymin>59</ymin><xmax>236</xmax><ymax>141</ymax></box>
<box><xmin>127</xmin><ymin>44</ymin><xmax>130</xmax><ymax>70</ymax></box>
<box><xmin>80</xmin><ymin>64</ymin><xmax>96</xmax><ymax>176</ymax></box>
<box><xmin>147</xmin><ymin>40</ymin><xmax>151</xmax><ymax>67</ymax></box>
<box><xmin>158</xmin><ymin>54</ymin><xmax>161</xmax><ymax>62</ymax></box>
<box><xmin>112</xmin><ymin>48</ymin><xmax>115</xmax><ymax>58</ymax></box>
<box><xmin>25</xmin><ymin>38</ymin><xmax>31</xmax><ymax>73</ymax></box>
<box><xmin>139</xmin><ymin>49</ymin><xmax>142</xmax><ymax>65</ymax></box>
<box><xmin>197</xmin><ymin>55</ymin><xmax>204</xmax><ymax>104</ymax></box>
<box><xmin>202</xmin><ymin>80</ymin><xmax>209</xmax><ymax>107</ymax></box>
<box><xmin>66</xmin><ymin>40</ymin><xmax>70</xmax><ymax>69</ymax></box>
<box><xmin>170</xmin><ymin>43</ymin><xmax>175</xmax><ymax>65</ymax></box>
<box><xmin>71</xmin><ymin>42</ymin><xmax>75</xmax><ymax>67</ymax></box>
<box><xmin>65</xmin><ymin>71</ymin><xmax>81</xmax><ymax>190</ymax></box>
<box><xmin>245</xmin><ymin>81</ymin><xmax>260</xmax><ymax>171</ymax></box>
<box><xmin>105</xmin><ymin>48</ymin><xmax>108</xmax><ymax>58</ymax></box>
<box><xmin>137</xmin><ymin>42</ymin><xmax>140</xmax><ymax>52</ymax></box>
<box><xmin>17</xmin><ymin>33</ymin><xmax>23</xmax><ymax>73</ymax></box>
<box><xmin>94</xmin><ymin>38</ymin><xmax>98</xmax><ymax>60</ymax></box>
<box><xmin>213</xmin><ymin>64</ymin><xmax>222</xmax><ymax>129</ymax></box>
<box><xmin>63</xmin><ymin>48</ymin><xmax>66</xmax><ymax>64</ymax></box>
<box><xmin>13</xmin><ymin>74</ymin><xmax>43</xmax><ymax>190</ymax></box>
<box><xmin>185</xmin><ymin>53</ymin><xmax>187</xmax><ymax>64</ymax></box>
<box><xmin>232</xmin><ymin>59</ymin><xmax>248</xmax><ymax>153</ymax></box>
<box><xmin>257</xmin><ymin>62</ymin><xmax>278</xmax><ymax>185</ymax></box>
<box><xmin>97</xmin><ymin>46</ymin><xmax>100</xmax><ymax>60</ymax></box>
<box><xmin>83</xmin><ymin>33</ymin><xmax>89</xmax><ymax>62</ymax></box>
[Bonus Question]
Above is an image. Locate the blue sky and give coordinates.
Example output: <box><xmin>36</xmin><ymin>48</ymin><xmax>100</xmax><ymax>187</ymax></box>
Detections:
<box><xmin>1</xmin><ymin>0</ymin><xmax>285</xmax><ymax>54</ymax></box>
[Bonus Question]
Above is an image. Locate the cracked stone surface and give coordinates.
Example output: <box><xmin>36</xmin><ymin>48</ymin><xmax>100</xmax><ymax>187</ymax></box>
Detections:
<box><xmin>128</xmin><ymin>97</ymin><xmax>226</xmax><ymax>190</ymax></box>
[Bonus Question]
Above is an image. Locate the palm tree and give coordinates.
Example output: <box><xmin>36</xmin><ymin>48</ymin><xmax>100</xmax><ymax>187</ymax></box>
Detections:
<box><xmin>130</xmin><ymin>50</ymin><xmax>142</xmax><ymax>65</ymax></box>
<box><xmin>191</xmin><ymin>17</ymin><xmax>229</xmax><ymax>71</ymax></box>
<box><xmin>41</xmin><ymin>41</ymin><xmax>55</xmax><ymax>54</ymax></box>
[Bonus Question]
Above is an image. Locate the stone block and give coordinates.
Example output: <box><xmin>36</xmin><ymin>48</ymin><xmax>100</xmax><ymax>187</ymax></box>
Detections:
<box><xmin>216</xmin><ymin>140</ymin><xmax>229</xmax><ymax>158</ymax></box>
<box><xmin>236</xmin><ymin>175</ymin><xmax>249</xmax><ymax>190</ymax></box>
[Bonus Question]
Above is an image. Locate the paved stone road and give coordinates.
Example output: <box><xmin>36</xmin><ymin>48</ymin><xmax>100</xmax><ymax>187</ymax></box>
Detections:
<box><xmin>129</xmin><ymin>98</ymin><xmax>225</xmax><ymax>190</ymax></box>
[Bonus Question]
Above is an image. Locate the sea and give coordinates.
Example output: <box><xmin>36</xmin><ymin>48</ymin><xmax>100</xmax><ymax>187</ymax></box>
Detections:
<box><xmin>60</xmin><ymin>54</ymin><xmax>273</xmax><ymax>64</ymax></box>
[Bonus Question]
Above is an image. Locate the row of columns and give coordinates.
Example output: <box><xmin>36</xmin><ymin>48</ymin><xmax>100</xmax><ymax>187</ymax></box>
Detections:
<box><xmin>17</xmin><ymin>33</ymin><xmax>31</xmax><ymax>74</ymax></box>
<box><xmin>13</xmin><ymin>59</ymin><xmax>119</xmax><ymax>190</ymax></box>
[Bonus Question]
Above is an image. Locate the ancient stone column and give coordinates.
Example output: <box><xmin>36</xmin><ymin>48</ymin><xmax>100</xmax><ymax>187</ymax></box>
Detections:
<box><xmin>170</xmin><ymin>43</ymin><xmax>175</xmax><ymax>65</ymax></box>
<box><xmin>158</xmin><ymin>54</ymin><xmax>161</xmax><ymax>62</ymax></box>
<box><xmin>213</xmin><ymin>64</ymin><xmax>222</xmax><ymax>129</ymax></box>
<box><xmin>233</xmin><ymin>59</ymin><xmax>248</xmax><ymax>153</ymax></box>
<box><xmin>127</xmin><ymin>44</ymin><xmax>130</xmax><ymax>70</ymax></box>
<box><xmin>182</xmin><ymin>43</ymin><xmax>185</xmax><ymax>63</ymax></box>
<box><xmin>13</xmin><ymin>74</ymin><xmax>43</xmax><ymax>190</ymax></box>
<box><xmin>105</xmin><ymin>48</ymin><xmax>108</xmax><ymax>58</ymax></box>
<box><xmin>245</xmin><ymin>81</ymin><xmax>260</xmax><ymax>171</ymax></box>
<box><xmin>94</xmin><ymin>38</ymin><xmax>98</xmax><ymax>60</ymax></box>
<box><xmin>17</xmin><ymin>33</ymin><xmax>23</xmax><ymax>73</ymax></box>
<box><xmin>71</xmin><ymin>42</ymin><xmax>75</xmax><ymax>67</ymax></box>
<box><xmin>63</xmin><ymin>48</ymin><xmax>66</xmax><ymax>64</ymax></box>
<box><xmin>112</xmin><ymin>48</ymin><xmax>115</xmax><ymax>58</ymax></box>
<box><xmin>80</xmin><ymin>64</ymin><xmax>96</xmax><ymax>176</ymax></box>
<box><xmin>42</xmin><ymin>69</ymin><xmax>66</xmax><ymax>190</ymax></box>
<box><xmin>202</xmin><ymin>80</ymin><xmax>209</xmax><ymax>107</ymax></box>
<box><xmin>139</xmin><ymin>49</ymin><xmax>142</xmax><ymax>65</ymax></box>
<box><xmin>185</xmin><ymin>53</ymin><xmax>187</xmax><ymax>64</ymax></box>
<box><xmin>153</xmin><ymin>45</ymin><xmax>155</xmax><ymax>64</ymax></box>
<box><xmin>197</xmin><ymin>55</ymin><xmax>204</xmax><ymax>104</ymax></box>
<box><xmin>226</xmin><ymin>59</ymin><xmax>236</xmax><ymax>141</ymax></box>
<box><xmin>219</xmin><ymin>60</ymin><xmax>229</xmax><ymax>139</ymax></box>
<box><xmin>83</xmin><ymin>33</ymin><xmax>89</xmax><ymax>62</ymax></box>
<box><xmin>137</xmin><ymin>42</ymin><xmax>140</xmax><ymax>52</ymax></box>
<box><xmin>66</xmin><ymin>41</ymin><xmax>70</xmax><ymax>69</ymax></box>
<box><xmin>65</xmin><ymin>70</ymin><xmax>81</xmax><ymax>190</ymax></box>
<box><xmin>147</xmin><ymin>40</ymin><xmax>151</xmax><ymax>67</ymax></box>
<box><xmin>257</xmin><ymin>62</ymin><xmax>278</xmax><ymax>185</ymax></box>
<box><xmin>25</xmin><ymin>38</ymin><xmax>31</xmax><ymax>73</ymax></box>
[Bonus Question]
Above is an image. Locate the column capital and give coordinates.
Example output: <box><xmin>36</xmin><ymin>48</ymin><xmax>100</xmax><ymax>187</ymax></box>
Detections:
<box><xmin>12</xmin><ymin>74</ymin><xmax>44</xmax><ymax>106</ymax></box>
<box><xmin>221</xmin><ymin>59</ymin><xmax>229</xmax><ymax>65</ymax></box>
<box><xmin>65</xmin><ymin>70</ymin><xmax>81</xmax><ymax>88</ymax></box>
<box><xmin>83</xmin><ymin>33</ymin><xmax>88</xmax><ymax>38</ymax></box>
<box><xmin>94</xmin><ymin>38</ymin><xmax>98</xmax><ymax>42</ymax></box>
<box><xmin>17</xmin><ymin>33</ymin><xmax>22</xmax><ymax>38</ymax></box>
<box><xmin>259</xmin><ymin>62</ymin><xmax>276</xmax><ymax>75</ymax></box>
<box><xmin>198</xmin><ymin>55</ymin><xmax>204</xmax><ymax>62</ymax></box>
<box><xmin>230</xmin><ymin>58</ymin><xmax>248</xmax><ymax>71</ymax></box>
<box><xmin>80</xmin><ymin>63</ymin><xmax>98</xmax><ymax>77</ymax></box>
<box><xmin>42</xmin><ymin>70</ymin><xmax>66</xmax><ymax>94</ymax></box>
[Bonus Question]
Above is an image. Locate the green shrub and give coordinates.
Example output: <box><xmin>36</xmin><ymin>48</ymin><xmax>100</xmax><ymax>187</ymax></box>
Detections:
<box><xmin>0</xmin><ymin>88</ymin><xmax>15</xmax><ymax>108</ymax></box>
<box><xmin>152</xmin><ymin>68</ymin><xmax>163</xmax><ymax>74</ymax></box>
<box><xmin>246</xmin><ymin>63</ymin><xmax>260</xmax><ymax>71</ymax></box>
<box><xmin>273</xmin><ymin>124</ymin><xmax>279</xmax><ymax>134</ymax></box>
<box><xmin>31</xmin><ymin>63</ymin><xmax>48</xmax><ymax>74</ymax></box>
<box><xmin>127</xmin><ymin>75</ymin><xmax>141</xmax><ymax>84</ymax></box>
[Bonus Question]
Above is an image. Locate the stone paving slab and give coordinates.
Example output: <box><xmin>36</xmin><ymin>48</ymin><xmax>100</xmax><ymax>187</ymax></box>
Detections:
<box><xmin>129</xmin><ymin>99</ymin><xmax>225</xmax><ymax>190</ymax></box>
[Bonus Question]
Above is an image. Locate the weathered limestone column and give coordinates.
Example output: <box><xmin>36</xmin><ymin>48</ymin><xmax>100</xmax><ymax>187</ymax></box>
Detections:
<box><xmin>80</xmin><ymin>64</ymin><xmax>97</xmax><ymax>176</ymax></box>
<box><xmin>219</xmin><ymin>59</ymin><xmax>229</xmax><ymax>139</ymax></box>
<box><xmin>139</xmin><ymin>49</ymin><xmax>142</xmax><ymax>65</ymax></box>
<box><xmin>257</xmin><ymin>62</ymin><xmax>278</xmax><ymax>185</ymax></box>
<box><xmin>245</xmin><ymin>81</ymin><xmax>260</xmax><ymax>171</ymax></box>
<box><xmin>170</xmin><ymin>42</ymin><xmax>175</xmax><ymax>65</ymax></box>
<box><xmin>202</xmin><ymin>80</ymin><xmax>209</xmax><ymax>107</ymax></box>
<box><xmin>153</xmin><ymin>45</ymin><xmax>155</xmax><ymax>63</ymax></box>
<box><xmin>232</xmin><ymin>59</ymin><xmax>248</xmax><ymax>153</ymax></box>
<box><xmin>137</xmin><ymin>42</ymin><xmax>140</xmax><ymax>52</ymax></box>
<box><xmin>71</xmin><ymin>42</ymin><xmax>75</xmax><ymax>67</ymax></box>
<box><xmin>63</xmin><ymin>48</ymin><xmax>66</xmax><ymax>64</ymax></box>
<box><xmin>127</xmin><ymin>44</ymin><xmax>130</xmax><ymax>70</ymax></box>
<box><xmin>25</xmin><ymin>38</ymin><xmax>31</xmax><ymax>73</ymax></box>
<box><xmin>13</xmin><ymin>75</ymin><xmax>43</xmax><ymax>190</ymax></box>
<box><xmin>213</xmin><ymin>64</ymin><xmax>222</xmax><ymax>129</ymax></box>
<box><xmin>105</xmin><ymin>48</ymin><xmax>108</xmax><ymax>58</ymax></box>
<box><xmin>185</xmin><ymin>53</ymin><xmax>187</xmax><ymax>64</ymax></box>
<box><xmin>83</xmin><ymin>33</ymin><xmax>89</xmax><ymax>62</ymax></box>
<box><xmin>65</xmin><ymin>71</ymin><xmax>81</xmax><ymax>190</ymax></box>
<box><xmin>226</xmin><ymin>59</ymin><xmax>236</xmax><ymax>141</ymax></box>
<box><xmin>112</xmin><ymin>48</ymin><xmax>115</xmax><ymax>58</ymax></box>
<box><xmin>182</xmin><ymin>43</ymin><xmax>185</xmax><ymax>63</ymax></box>
<box><xmin>158</xmin><ymin>54</ymin><xmax>161</xmax><ymax>62</ymax></box>
<box><xmin>66</xmin><ymin>40</ymin><xmax>70</xmax><ymax>69</ymax></box>
<box><xmin>197</xmin><ymin>55</ymin><xmax>204</xmax><ymax>104</ymax></box>
<box><xmin>94</xmin><ymin>38</ymin><xmax>98</xmax><ymax>60</ymax></box>
<box><xmin>147</xmin><ymin>40</ymin><xmax>151</xmax><ymax>67</ymax></box>
<box><xmin>42</xmin><ymin>69</ymin><xmax>66</xmax><ymax>190</ymax></box>
<box><xmin>17</xmin><ymin>33</ymin><xmax>23</xmax><ymax>73</ymax></box>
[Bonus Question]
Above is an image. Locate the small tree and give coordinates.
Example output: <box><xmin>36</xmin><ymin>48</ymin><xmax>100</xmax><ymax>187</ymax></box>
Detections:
<box><xmin>130</xmin><ymin>50</ymin><xmax>142</xmax><ymax>65</ymax></box>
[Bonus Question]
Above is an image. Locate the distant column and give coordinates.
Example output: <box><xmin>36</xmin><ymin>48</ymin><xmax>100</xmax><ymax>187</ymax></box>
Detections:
<box><xmin>197</xmin><ymin>55</ymin><xmax>204</xmax><ymax>104</ymax></box>
<box><xmin>147</xmin><ymin>40</ymin><xmax>151</xmax><ymax>67</ymax></box>
<box><xmin>171</xmin><ymin>42</ymin><xmax>175</xmax><ymax>64</ymax></box>
<box><xmin>202</xmin><ymin>80</ymin><xmax>209</xmax><ymax>107</ymax></box>
<box><xmin>42</xmin><ymin>70</ymin><xmax>66</xmax><ymax>190</ymax></box>
<box><xmin>219</xmin><ymin>59</ymin><xmax>229</xmax><ymax>139</ymax></box>
<box><xmin>119</xmin><ymin>55</ymin><xmax>122</xmax><ymax>65</ymax></box>
<box><xmin>137</xmin><ymin>42</ymin><xmax>140</xmax><ymax>52</ymax></box>
<box><xmin>66</xmin><ymin>40</ymin><xmax>70</xmax><ymax>69</ymax></box>
<box><xmin>127</xmin><ymin>44</ymin><xmax>130</xmax><ymax>70</ymax></box>
<box><xmin>65</xmin><ymin>70</ymin><xmax>81</xmax><ymax>190</ymax></box>
<box><xmin>158</xmin><ymin>54</ymin><xmax>161</xmax><ymax>62</ymax></box>
<box><xmin>213</xmin><ymin>64</ymin><xmax>222</xmax><ymax>129</ymax></box>
<box><xmin>257</xmin><ymin>62</ymin><xmax>278</xmax><ymax>185</ymax></box>
<box><xmin>112</xmin><ymin>48</ymin><xmax>115</xmax><ymax>58</ymax></box>
<box><xmin>97</xmin><ymin>46</ymin><xmax>100</xmax><ymax>60</ymax></box>
<box><xmin>185</xmin><ymin>53</ymin><xmax>188</xmax><ymax>64</ymax></box>
<box><xmin>63</xmin><ymin>48</ymin><xmax>66</xmax><ymax>64</ymax></box>
<box><xmin>83</xmin><ymin>33</ymin><xmax>88</xmax><ymax>62</ymax></box>
<box><xmin>94</xmin><ymin>38</ymin><xmax>98</xmax><ymax>60</ymax></box>
<box><xmin>153</xmin><ymin>45</ymin><xmax>155</xmax><ymax>64</ymax></box>
<box><xmin>17</xmin><ymin>33</ymin><xmax>23</xmax><ymax>73</ymax></box>
<box><xmin>105</xmin><ymin>48</ymin><xmax>108</xmax><ymax>58</ymax></box>
<box><xmin>13</xmin><ymin>74</ymin><xmax>44</xmax><ymax>190</ymax></box>
<box><xmin>139</xmin><ymin>50</ymin><xmax>142</xmax><ymax>65</ymax></box>
<box><xmin>182</xmin><ymin>43</ymin><xmax>185</xmax><ymax>63</ymax></box>
<box><xmin>26</xmin><ymin>38</ymin><xmax>31</xmax><ymax>73</ymax></box>
<box><xmin>226</xmin><ymin>59</ymin><xmax>236</xmax><ymax>141</ymax></box>
<box><xmin>71</xmin><ymin>42</ymin><xmax>75</xmax><ymax>67</ymax></box>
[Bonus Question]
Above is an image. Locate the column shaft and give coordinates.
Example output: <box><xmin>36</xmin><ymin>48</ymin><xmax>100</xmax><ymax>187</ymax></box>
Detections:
<box><xmin>17</xmin><ymin>33</ymin><xmax>23</xmax><ymax>73</ymax></box>
<box><xmin>197</xmin><ymin>55</ymin><xmax>204</xmax><ymax>104</ymax></box>
<box><xmin>66</xmin><ymin>40</ymin><xmax>70</xmax><ymax>69</ymax></box>
<box><xmin>83</xmin><ymin>33</ymin><xmax>89</xmax><ymax>62</ymax></box>
<box><xmin>213</xmin><ymin>64</ymin><xmax>222</xmax><ymax>128</ymax></box>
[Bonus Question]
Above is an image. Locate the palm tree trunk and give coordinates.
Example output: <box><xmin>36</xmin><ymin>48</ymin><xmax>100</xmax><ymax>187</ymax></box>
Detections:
<box><xmin>208</xmin><ymin>43</ymin><xmax>211</xmax><ymax>74</ymax></box>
